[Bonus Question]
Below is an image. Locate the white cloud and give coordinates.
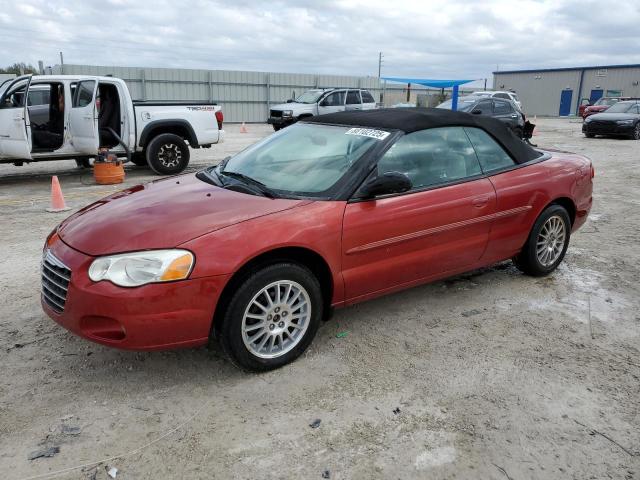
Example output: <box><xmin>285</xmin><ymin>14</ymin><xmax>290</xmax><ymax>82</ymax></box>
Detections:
<box><xmin>0</xmin><ymin>0</ymin><xmax>638</xmax><ymax>81</ymax></box>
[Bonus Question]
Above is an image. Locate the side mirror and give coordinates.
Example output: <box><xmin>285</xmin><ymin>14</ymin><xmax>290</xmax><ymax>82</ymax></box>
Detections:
<box><xmin>471</xmin><ymin>109</ymin><xmax>482</xmax><ymax>115</ymax></box>
<box><xmin>286</xmin><ymin>99</ymin><xmax>294</xmax><ymax>103</ymax></box>
<box><xmin>359</xmin><ymin>172</ymin><xmax>412</xmax><ymax>198</ymax></box>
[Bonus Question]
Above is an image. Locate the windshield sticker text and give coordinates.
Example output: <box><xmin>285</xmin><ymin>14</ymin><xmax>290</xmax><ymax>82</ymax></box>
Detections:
<box><xmin>345</xmin><ymin>128</ymin><xmax>390</xmax><ymax>140</ymax></box>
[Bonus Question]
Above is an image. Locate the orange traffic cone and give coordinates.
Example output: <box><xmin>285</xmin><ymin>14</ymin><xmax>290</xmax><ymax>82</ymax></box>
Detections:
<box><xmin>240</xmin><ymin>122</ymin><xmax>248</xmax><ymax>133</ymax></box>
<box><xmin>46</xmin><ymin>175</ymin><xmax>71</xmax><ymax>213</ymax></box>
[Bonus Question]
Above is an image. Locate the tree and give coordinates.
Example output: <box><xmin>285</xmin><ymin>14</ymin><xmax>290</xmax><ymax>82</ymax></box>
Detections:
<box><xmin>0</xmin><ymin>63</ymin><xmax>38</xmax><ymax>75</ymax></box>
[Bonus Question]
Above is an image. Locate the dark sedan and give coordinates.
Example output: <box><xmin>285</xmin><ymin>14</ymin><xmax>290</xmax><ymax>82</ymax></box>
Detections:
<box><xmin>437</xmin><ymin>96</ymin><xmax>525</xmax><ymax>137</ymax></box>
<box><xmin>582</xmin><ymin>101</ymin><xmax>640</xmax><ymax>139</ymax></box>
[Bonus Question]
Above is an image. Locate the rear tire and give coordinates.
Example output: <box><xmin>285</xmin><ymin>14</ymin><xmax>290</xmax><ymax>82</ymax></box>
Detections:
<box><xmin>218</xmin><ymin>263</ymin><xmax>323</xmax><ymax>372</ymax></box>
<box><xmin>632</xmin><ymin>123</ymin><xmax>640</xmax><ymax>140</ymax></box>
<box><xmin>146</xmin><ymin>134</ymin><xmax>190</xmax><ymax>175</ymax></box>
<box><xmin>514</xmin><ymin>205</ymin><xmax>571</xmax><ymax>277</ymax></box>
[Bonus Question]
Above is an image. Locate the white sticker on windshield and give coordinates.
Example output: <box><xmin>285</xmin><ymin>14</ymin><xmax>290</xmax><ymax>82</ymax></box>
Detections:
<box><xmin>345</xmin><ymin>128</ymin><xmax>390</xmax><ymax>140</ymax></box>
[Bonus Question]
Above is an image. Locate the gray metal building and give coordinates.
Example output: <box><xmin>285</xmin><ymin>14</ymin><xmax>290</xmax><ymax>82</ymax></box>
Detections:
<box><xmin>493</xmin><ymin>64</ymin><xmax>640</xmax><ymax>116</ymax></box>
<box><xmin>47</xmin><ymin>64</ymin><xmax>477</xmax><ymax>122</ymax></box>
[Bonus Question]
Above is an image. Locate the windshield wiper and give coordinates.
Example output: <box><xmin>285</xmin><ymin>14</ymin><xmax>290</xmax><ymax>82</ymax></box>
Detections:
<box><xmin>220</xmin><ymin>171</ymin><xmax>278</xmax><ymax>199</ymax></box>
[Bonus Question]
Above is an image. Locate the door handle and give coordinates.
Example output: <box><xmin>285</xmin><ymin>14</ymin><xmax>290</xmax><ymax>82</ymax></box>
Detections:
<box><xmin>83</xmin><ymin>115</ymin><xmax>93</xmax><ymax>120</ymax></box>
<box><xmin>510</xmin><ymin>114</ymin><xmax>519</xmax><ymax>118</ymax></box>
<box><xmin>472</xmin><ymin>196</ymin><xmax>490</xmax><ymax>208</ymax></box>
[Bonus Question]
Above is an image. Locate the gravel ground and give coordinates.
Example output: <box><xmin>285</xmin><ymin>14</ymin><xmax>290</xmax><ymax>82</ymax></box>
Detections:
<box><xmin>0</xmin><ymin>120</ymin><xmax>639</xmax><ymax>480</ymax></box>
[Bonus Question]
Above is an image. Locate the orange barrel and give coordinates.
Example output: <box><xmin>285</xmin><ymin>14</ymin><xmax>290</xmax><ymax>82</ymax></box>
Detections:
<box><xmin>94</xmin><ymin>154</ymin><xmax>125</xmax><ymax>185</ymax></box>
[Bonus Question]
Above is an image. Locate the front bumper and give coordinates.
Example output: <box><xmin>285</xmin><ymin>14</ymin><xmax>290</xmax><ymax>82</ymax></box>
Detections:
<box><xmin>582</xmin><ymin>121</ymin><xmax>634</xmax><ymax>135</ymax></box>
<box><xmin>42</xmin><ymin>237</ymin><xmax>230</xmax><ymax>351</ymax></box>
<box><xmin>267</xmin><ymin>116</ymin><xmax>294</xmax><ymax>125</ymax></box>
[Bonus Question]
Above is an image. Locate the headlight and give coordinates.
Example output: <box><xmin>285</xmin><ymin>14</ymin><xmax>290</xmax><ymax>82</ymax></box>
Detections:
<box><xmin>283</xmin><ymin>110</ymin><xmax>293</xmax><ymax>116</ymax></box>
<box><xmin>584</xmin><ymin>117</ymin><xmax>592</xmax><ymax>123</ymax></box>
<box><xmin>617</xmin><ymin>119</ymin><xmax>634</xmax><ymax>125</ymax></box>
<box><xmin>88</xmin><ymin>250</ymin><xmax>194</xmax><ymax>287</ymax></box>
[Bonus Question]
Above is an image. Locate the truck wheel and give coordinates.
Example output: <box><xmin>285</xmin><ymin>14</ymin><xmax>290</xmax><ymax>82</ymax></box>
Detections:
<box><xmin>146</xmin><ymin>134</ymin><xmax>190</xmax><ymax>175</ymax></box>
<box><xmin>272</xmin><ymin>125</ymin><xmax>281</xmax><ymax>131</ymax></box>
<box><xmin>130</xmin><ymin>152</ymin><xmax>148</xmax><ymax>166</ymax></box>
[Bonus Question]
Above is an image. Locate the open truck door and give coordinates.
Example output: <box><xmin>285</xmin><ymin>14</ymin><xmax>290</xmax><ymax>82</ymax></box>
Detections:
<box><xmin>69</xmin><ymin>80</ymin><xmax>99</xmax><ymax>154</ymax></box>
<box><xmin>0</xmin><ymin>75</ymin><xmax>33</xmax><ymax>160</ymax></box>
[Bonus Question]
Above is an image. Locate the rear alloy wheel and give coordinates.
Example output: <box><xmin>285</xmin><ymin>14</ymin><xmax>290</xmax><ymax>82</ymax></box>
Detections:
<box><xmin>632</xmin><ymin>123</ymin><xmax>640</xmax><ymax>140</ymax></box>
<box><xmin>146</xmin><ymin>133</ymin><xmax>190</xmax><ymax>175</ymax></box>
<box><xmin>218</xmin><ymin>263</ymin><xmax>322</xmax><ymax>371</ymax></box>
<box><xmin>514</xmin><ymin>205</ymin><xmax>571</xmax><ymax>277</ymax></box>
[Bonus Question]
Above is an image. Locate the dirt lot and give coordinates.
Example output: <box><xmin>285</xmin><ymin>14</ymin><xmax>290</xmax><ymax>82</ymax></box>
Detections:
<box><xmin>1</xmin><ymin>120</ymin><xmax>639</xmax><ymax>480</ymax></box>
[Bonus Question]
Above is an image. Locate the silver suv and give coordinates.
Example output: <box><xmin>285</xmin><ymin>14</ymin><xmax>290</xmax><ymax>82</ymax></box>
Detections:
<box><xmin>268</xmin><ymin>88</ymin><xmax>377</xmax><ymax>130</ymax></box>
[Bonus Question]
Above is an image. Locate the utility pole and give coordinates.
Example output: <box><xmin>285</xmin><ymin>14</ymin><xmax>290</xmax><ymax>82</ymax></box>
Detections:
<box><xmin>377</xmin><ymin>52</ymin><xmax>383</xmax><ymax>78</ymax></box>
<box><xmin>378</xmin><ymin>52</ymin><xmax>384</xmax><ymax>104</ymax></box>
<box><xmin>59</xmin><ymin>51</ymin><xmax>64</xmax><ymax>74</ymax></box>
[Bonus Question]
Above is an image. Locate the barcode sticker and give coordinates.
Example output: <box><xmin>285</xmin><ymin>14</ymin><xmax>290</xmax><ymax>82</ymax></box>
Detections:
<box><xmin>345</xmin><ymin>128</ymin><xmax>390</xmax><ymax>140</ymax></box>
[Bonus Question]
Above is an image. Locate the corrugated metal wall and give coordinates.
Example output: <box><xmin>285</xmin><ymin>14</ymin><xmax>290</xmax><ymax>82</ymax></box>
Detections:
<box><xmin>494</xmin><ymin>66</ymin><xmax>640</xmax><ymax>116</ymax></box>
<box><xmin>50</xmin><ymin>64</ymin><xmax>475</xmax><ymax>122</ymax></box>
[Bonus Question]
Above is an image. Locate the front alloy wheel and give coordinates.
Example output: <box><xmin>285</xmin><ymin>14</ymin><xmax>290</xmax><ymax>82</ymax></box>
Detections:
<box><xmin>241</xmin><ymin>280</ymin><xmax>311</xmax><ymax>359</ymax></box>
<box><xmin>218</xmin><ymin>262</ymin><xmax>323</xmax><ymax>371</ymax></box>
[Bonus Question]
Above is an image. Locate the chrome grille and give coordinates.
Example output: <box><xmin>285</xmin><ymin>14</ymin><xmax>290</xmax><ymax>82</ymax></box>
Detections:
<box><xmin>41</xmin><ymin>250</ymin><xmax>71</xmax><ymax>313</ymax></box>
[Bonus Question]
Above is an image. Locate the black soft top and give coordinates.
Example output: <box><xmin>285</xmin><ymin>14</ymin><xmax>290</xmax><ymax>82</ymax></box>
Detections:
<box><xmin>303</xmin><ymin>107</ymin><xmax>542</xmax><ymax>164</ymax></box>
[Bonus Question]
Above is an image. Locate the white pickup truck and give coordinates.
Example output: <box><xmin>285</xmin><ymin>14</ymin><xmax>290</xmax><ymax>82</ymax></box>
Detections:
<box><xmin>0</xmin><ymin>75</ymin><xmax>224</xmax><ymax>174</ymax></box>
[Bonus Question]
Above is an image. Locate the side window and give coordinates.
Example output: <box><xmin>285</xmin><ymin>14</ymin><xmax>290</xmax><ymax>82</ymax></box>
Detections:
<box><xmin>377</xmin><ymin>127</ymin><xmax>482</xmax><ymax>190</ymax></box>
<box><xmin>346</xmin><ymin>90</ymin><xmax>361</xmax><ymax>105</ymax></box>
<box><xmin>0</xmin><ymin>80</ymin><xmax>28</xmax><ymax>109</ymax></box>
<box><xmin>493</xmin><ymin>100</ymin><xmax>513</xmax><ymax>114</ymax></box>
<box><xmin>73</xmin><ymin>80</ymin><xmax>96</xmax><ymax>108</ymax></box>
<box><xmin>464</xmin><ymin>127</ymin><xmax>516</xmax><ymax>173</ymax></box>
<box><xmin>361</xmin><ymin>90</ymin><xmax>375</xmax><ymax>103</ymax></box>
<box><xmin>474</xmin><ymin>100</ymin><xmax>492</xmax><ymax>114</ymax></box>
<box><xmin>322</xmin><ymin>91</ymin><xmax>345</xmax><ymax>106</ymax></box>
<box><xmin>633</xmin><ymin>104</ymin><xmax>640</xmax><ymax>114</ymax></box>
<box><xmin>495</xmin><ymin>93</ymin><xmax>510</xmax><ymax>99</ymax></box>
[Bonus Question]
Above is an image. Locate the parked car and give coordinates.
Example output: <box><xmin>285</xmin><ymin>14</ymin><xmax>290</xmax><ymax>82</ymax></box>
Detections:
<box><xmin>437</xmin><ymin>95</ymin><xmax>526</xmax><ymax>137</ymax></box>
<box><xmin>471</xmin><ymin>90</ymin><xmax>522</xmax><ymax>109</ymax></box>
<box><xmin>582</xmin><ymin>100</ymin><xmax>640</xmax><ymax>139</ymax></box>
<box><xmin>582</xmin><ymin>96</ymin><xmax>639</xmax><ymax>119</ymax></box>
<box><xmin>268</xmin><ymin>88</ymin><xmax>377</xmax><ymax>130</ymax></box>
<box><xmin>0</xmin><ymin>75</ymin><xmax>224</xmax><ymax>174</ymax></box>
<box><xmin>42</xmin><ymin>108</ymin><xmax>593</xmax><ymax>371</ymax></box>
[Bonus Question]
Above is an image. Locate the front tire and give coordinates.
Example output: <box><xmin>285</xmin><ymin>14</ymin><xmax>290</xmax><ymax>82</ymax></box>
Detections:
<box><xmin>218</xmin><ymin>263</ymin><xmax>323</xmax><ymax>372</ymax></box>
<box><xmin>75</xmin><ymin>157</ymin><xmax>92</xmax><ymax>168</ymax></box>
<box><xmin>632</xmin><ymin>123</ymin><xmax>640</xmax><ymax>140</ymax></box>
<box><xmin>146</xmin><ymin>133</ymin><xmax>190</xmax><ymax>175</ymax></box>
<box><xmin>514</xmin><ymin>205</ymin><xmax>571</xmax><ymax>277</ymax></box>
<box><xmin>584</xmin><ymin>132</ymin><xmax>595</xmax><ymax>138</ymax></box>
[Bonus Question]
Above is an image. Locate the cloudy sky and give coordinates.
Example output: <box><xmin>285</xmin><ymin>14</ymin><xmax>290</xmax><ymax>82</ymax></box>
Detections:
<box><xmin>1</xmin><ymin>0</ymin><xmax>639</xmax><ymax>86</ymax></box>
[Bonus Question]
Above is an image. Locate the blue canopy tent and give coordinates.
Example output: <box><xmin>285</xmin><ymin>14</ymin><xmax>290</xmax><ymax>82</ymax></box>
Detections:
<box><xmin>381</xmin><ymin>77</ymin><xmax>475</xmax><ymax>111</ymax></box>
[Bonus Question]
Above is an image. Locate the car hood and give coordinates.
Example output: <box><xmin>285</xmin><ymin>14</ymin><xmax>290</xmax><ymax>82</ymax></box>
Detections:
<box><xmin>588</xmin><ymin>112</ymin><xmax>638</xmax><ymax>121</ymax></box>
<box><xmin>57</xmin><ymin>173</ymin><xmax>309</xmax><ymax>256</ymax></box>
<box><xmin>270</xmin><ymin>102</ymin><xmax>315</xmax><ymax>113</ymax></box>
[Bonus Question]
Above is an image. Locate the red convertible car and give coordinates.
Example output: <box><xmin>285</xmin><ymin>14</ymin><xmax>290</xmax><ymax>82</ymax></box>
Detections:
<box><xmin>42</xmin><ymin>108</ymin><xmax>593</xmax><ymax>371</ymax></box>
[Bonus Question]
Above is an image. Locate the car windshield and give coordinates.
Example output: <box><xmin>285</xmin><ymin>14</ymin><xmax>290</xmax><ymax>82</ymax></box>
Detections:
<box><xmin>436</xmin><ymin>97</ymin><xmax>479</xmax><ymax>112</ymax></box>
<box><xmin>294</xmin><ymin>90</ymin><xmax>325</xmax><ymax>104</ymax></box>
<box><xmin>605</xmin><ymin>102</ymin><xmax>636</xmax><ymax>113</ymax></box>
<box><xmin>215</xmin><ymin>123</ymin><xmax>383</xmax><ymax>197</ymax></box>
<box><xmin>595</xmin><ymin>98</ymin><xmax>618</xmax><ymax>106</ymax></box>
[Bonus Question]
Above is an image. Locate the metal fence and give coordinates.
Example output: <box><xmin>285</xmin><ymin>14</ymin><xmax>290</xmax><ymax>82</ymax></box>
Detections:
<box><xmin>49</xmin><ymin>64</ymin><xmax>476</xmax><ymax>122</ymax></box>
